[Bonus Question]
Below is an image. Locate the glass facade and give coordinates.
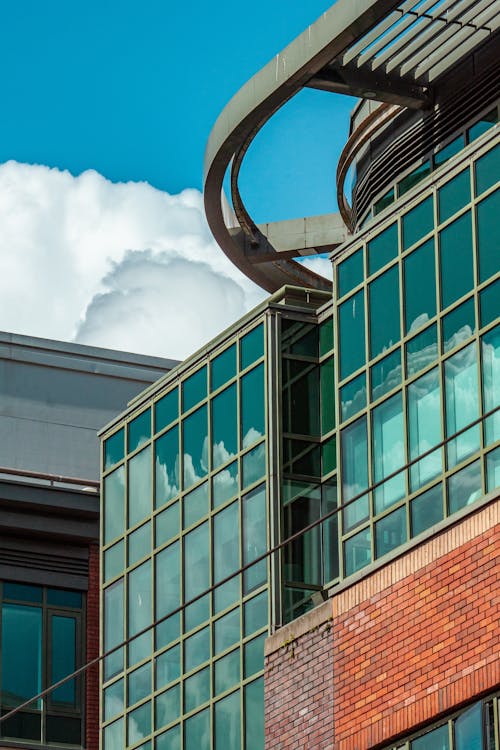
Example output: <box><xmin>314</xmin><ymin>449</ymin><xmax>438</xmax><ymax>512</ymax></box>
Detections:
<box><xmin>102</xmin><ymin>320</ymin><xmax>268</xmax><ymax>750</ymax></box>
<box><xmin>335</xmin><ymin>133</ymin><xmax>499</xmax><ymax>578</ymax></box>
<box><xmin>0</xmin><ymin>582</ymin><xmax>84</xmax><ymax>746</ymax></box>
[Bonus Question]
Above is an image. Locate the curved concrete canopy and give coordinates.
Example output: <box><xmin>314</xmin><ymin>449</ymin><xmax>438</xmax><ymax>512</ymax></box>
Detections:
<box><xmin>204</xmin><ymin>0</ymin><xmax>498</xmax><ymax>292</ymax></box>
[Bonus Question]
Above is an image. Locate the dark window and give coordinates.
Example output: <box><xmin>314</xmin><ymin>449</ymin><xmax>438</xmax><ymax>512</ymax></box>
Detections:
<box><xmin>0</xmin><ymin>581</ymin><xmax>84</xmax><ymax>746</ymax></box>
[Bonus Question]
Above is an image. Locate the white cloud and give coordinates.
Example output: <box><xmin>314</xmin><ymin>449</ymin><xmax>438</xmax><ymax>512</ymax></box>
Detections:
<box><xmin>0</xmin><ymin>161</ymin><xmax>266</xmax><ymax>359</ymax></box>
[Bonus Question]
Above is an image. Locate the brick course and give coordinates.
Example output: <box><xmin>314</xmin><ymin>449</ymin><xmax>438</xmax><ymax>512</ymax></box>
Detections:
<box><xmin>265</xmin><ymin>496</ymin><xmax>500</xmax><ymax>750</ymax></box>
<box><xmin>86</xmin><ymin>543</ymin><xmax>100</xmax><ymax>750</ymax></box>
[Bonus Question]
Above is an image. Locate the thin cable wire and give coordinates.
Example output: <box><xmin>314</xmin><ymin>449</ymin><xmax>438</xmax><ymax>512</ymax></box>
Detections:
<box><xmin>1</xmin><ymin>404</ymin><xmax>499</xmax><ymax>724</ymax></box>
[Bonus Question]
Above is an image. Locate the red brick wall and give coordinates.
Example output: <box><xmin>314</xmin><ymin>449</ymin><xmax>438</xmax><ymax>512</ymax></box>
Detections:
<box><xmin>265</xmin><ymin>601</ymin><xmax>334</xmax><ymax>750</ymax></box>
<box><xmin>265</xmin><ymin>497</ymin><xmax>500</xmax><ymax>750</ymax></box>
<box><xmin>86</xmin><ymin>543</ymin><xmax>100</xmax><ymax>750</ymax></box>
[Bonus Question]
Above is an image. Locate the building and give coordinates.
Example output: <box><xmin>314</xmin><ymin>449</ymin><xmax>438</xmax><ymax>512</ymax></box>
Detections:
<box><xmin>99</xmin><ymin>1</ymin><xmax>499</xmax><ymax>749</ymax></box>
<box><xmin>0</xmin><ymin>331</ymin><xmax>175</xmax><ymax>750</ymax></box>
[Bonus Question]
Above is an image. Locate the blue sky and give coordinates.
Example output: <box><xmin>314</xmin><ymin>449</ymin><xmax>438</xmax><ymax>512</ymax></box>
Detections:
<box><xmin>0</xmin><ymin>0</ymin><xmax>353</xmax><ymax>222</ymax></box>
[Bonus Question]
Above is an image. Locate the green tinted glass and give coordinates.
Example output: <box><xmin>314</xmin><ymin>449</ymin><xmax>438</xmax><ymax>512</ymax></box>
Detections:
<box><xmin>128</xmin><ymin>662</ymin><xmax>151</xmax><ymax>707</ymax></box>
<box><xmin>438</xmin><ymin>169</ymin><xmax>470</xmax><ymax>223</ymax></box>
<box><xmin>244</xmin><ymin>634</ymin><xmax>265</xmax><ymax>679</ymax></box>
<box><xmin>477</xmin><ymin>189</ymin><xmax>500</xmax><ymax>283</ymax></box>
<box><xmin>182</xmin><ymin>406</ymin><xmax>208</xmax><ymax>490</ymax></box>
<box><xmin>128</xmin><ymin>521</ymin><xmax>150</xmax><ymax>566</ymax></box>
<box><xmin>155</xmin><ymin>684</ymin><xmax>180</xmax><ymax>731</ymax></box>
<box><xmin>486</xmin><ymin>446</ymin><xmax>500</xmax><ymax>492</ymax></box>
<box><xmin>375</xmin><ymin>506</ymin><xmax>406</xmax><ymax>558</ymax></box>
<box><xmin>128</xmin><ymin>560</ymin><xmax>151</xmax><ymax>640</ymax></box>
<box><xmin>434</xmin><ymin>136</ymin><xmax>463</xmax><ymax>167</ymax></box>
<box><xmin>215</xmin><ymin>649</ymin><xmax>240</xmax><ymax>695</ymax></box>
<box><xmin>320</xmin><ymin>358</ymin><xmax>335</xmax><ymax>433</ymax></box>
<box><xmin>184</xmin><ymin>522</ymin><xmax>209</xmax><ymax>601</ymax></box>
<box><xmin>402</xmin><ymin>196</ymin><xmax>433</xmax><ymax>250</ymax></box>
<box><xmin>322</xmin><ymin>435</ymin><xmax>337</xmax><ymax>475</ymax></box>
<box><xmin>319</xmin><ymin>317</ymin><xmax>334</xmax><ymax>356</ymax></box>
<box><xmin>398</xmin><ymin>162</ymin><xmax>431</xmax><ymax>196</ymax></box>
<box><xmin>184</xmin><ymin>627</ymin><xmax>210</xmax><ymax>672</ymax></box>
<box><xmin>128</xmin><ymin>445</ymin><xmax>152</xmax><ymax>528</ymax></box>
<box><xmin>340</xmin><ymin>372</ymin><xmax>366</xmax><ymax>422</ymax></box>
<box><xmin>440</xmin><ymin>211</ymin><xmax>473</xmax><ymax>310</ymax></box>
<box><xmin>408</xmin><ymin>368</ymin><xmax>442</xmax><ymax>491</ymax></box>
<box><xmin>214</xmin><ymin>608</ymin><xmax>240</xmax><ymax>655</ymax></box>
<box><xmin>183</xmin><ymin>481</ymin><xmax>208</xmax><ymax>529</ymax></box>
<box><xmin>105</xmin><ymin>428</ymin><xmax>124</xmax><ymax>470</ymax></box>
<box><xmin>214</xmin><ymin>502</ymin><xmax>239</xmax><ymax>584</ymax></box>
<box><xmin>370</xmin><ymin>348</ymin><xmax>401</xmax><ymax>401</ymax></box>
<box><xmin>184</xmin><ymin>667</ymin><xmax>210</xmax><ymax>713</ymax></box>
<box><xmin>242</xmin><ymin>442</ymin><xmax>266</xmax><ymax>490</ymax></box>
<box><xmin>344</xmin><ymin>527</ymin><xmax>371</xmax><ymax>576</ymax></box>
<box><xmin>448</xmin><ymin>459</ymin><xmax>482</xmax><ymax>513</ymax></box>
<box><xmin>445</xmin><ymin>343</ymin><xmax>480</xmax><ymax>468</ymax></box>
<box><xmin>104</xmin><ymin>678</ymin><xmax>124</xmax><ymax>722</ymax></box>
<box><xmin>241</xmin><ymin>364</ymin><xmax>265</xmax><ymax>449</ymax></box>
<box><xmin>337</xmin><ymin>248</ymin><xmax>363</xmax><ymax>297</ymax></box>
<box><xmin>442</xmin><ymin>297</ymin><xmax>475</xmax><ymax>353</ymax></box>
<box><xmin>156</xmin><ymin>725</ymin><xmax>180</xmax><ymax>750</ymax></box>
<box><xmin>406</xmin><ymin>323</ymin><xmax>438</xmax><ymax>377</ymax></box>
<box><xmin>468</xmin><ymin>109</ymin><xmax>498</xmax><ymax>143</ymax></box>
<box><xmin>240</xmin><ymin>324</ymin><xmax>264</xmax><ymax>370</ymax></box>
<box><xmin>104</xmin><ymin>540</ymin><xmax>124</xmax><ymax>582</ymax></box>
<box><xmin>403</xmin><ymin>238</ymin><xmax>436</xmax><ymax>333</ymax></box>
<box><xmin>242</xmin><ymin>484</ymin><xmax>267</xmax><ymax>593</ymax></box>
<box><xmin>155</xmin><ymin>502</ymin><xmax>179</xmax><ymax>548</ymax></box>
<box><xmin>341</xmin><ymin>417</ymin><xmax>369</xmax><ymax>531</ymax></box>
<box><xmin>127</xmin><ymin>700</ymin><xmax>151</xmax><ymax>745</ymax></box>
<box><xmin>182</xmin><ymin>367</ymin><xmax>207</xmax><ymax>413</ymax></box>
<box><xmin>372</xmin><ymin>392</ymin><xmax>405</xmax><ymax>515</ymax></box>
<box><xmin>480</xmin><ymin>278</ymin><xmax>500</xmax><ymax>327</ymax></box>
<box><xmin>156</xmin><ymin>645</ymin><xmax>180</xmax><ymax>690</ymax></box>
<box><xmin>212</xmin><ymin>384</ymin><xmax>237</xmax><ymax>470</ymax></box>
<box><xmin>211</xmin><ymin>344</ymin><xmax>237</xmax><ymax>392</ymax></box>
<box><xmin>411</xmin><ymin>483</ymin><xmax>443</xmax><ymax>537</ymax></box>
<box><xmin>215</xmin><ymin>691</ymin><xmax>241</xmax><ymax>750</ymax></box>
<box><xmin>212</xmin><ymin>460</ymin><xmax>238</xmax><ymax>508</ymax></box>
<box><xmin>184</xmin><ymin>709</ymin><xmax>209</xmax><ymax>750</ymax></box>
<box><xmin>373</xmin><ymin>187</ymin><xmax>394</xmax><ymax>216</ymax></box>
<box><xmin>369</xmin><ymin>264</ymin><xmax>400</xmax><ymax>358</ymax></box>
<box><xmin>128</xmin><ymin>409</ymin><xmax>151</xmax><ymax>454</ymax></box>
<box><xmin>156</xmin><ymin>542</ymin><xmax>180</xmax><ymax>618</ymax></box>
<box><xmin>104</xmin><ymin>465</ymin><xmax>125</xmax><ymax>544</ymax></box>
<box><xmin>155</xmin><ymin>426</ymin><xmax>179</xmax><ymax>509</ymax></box>
<box><xmin>481</xmin><ymin>325</ymin><xmax>500</xmax><ymax>446</ymax></box>
<box><xmin>339</xmin><ymin>290</ymin><xmax>365</xmax><ymax>380</ymax></box>
<box><xmin>367</xmin><ymin>222</ymin><xmax>398</xmax><ymax>275</ymax></box>
<box><xmin>245</xmin><ymin>679</ymin><xmax>264</xmax><ymax>750</ymax></box>
<box><xmin>243</xmin><ymin>590</ymin><xmax>268</xmax><ymax>637</ymax></box>
<box><xmin>155</xmin><ymin>389</ymin><xmax>178</xmax><ymax>433</ymax></box>
<box><xmin>412</xmin><ymin>723</ymin><xmax>449</xmax><ymax>749</ymax></box>
<box><xmin>475</xmin><ymin>142</ymin><xmax>499</xmax><ymax>195</ymax></box>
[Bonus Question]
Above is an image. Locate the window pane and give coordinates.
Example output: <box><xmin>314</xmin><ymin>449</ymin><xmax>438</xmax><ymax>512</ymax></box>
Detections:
<box><xmin>211</xmin><ymin>344</ymin><xmax>237</xmax><ymax>391</ymax></box>
<box><xmin>156</xmin><ymin>645</ymin><xmax>180</xmax><ymax>690</ymax></box>
<box><xmin>243</xmin><ymin>590</ymin><xmax>268</xmax><ymax>637</ymax></box>
<box><xmin>155</xmin><ymin>388</ymin><xmax>178</xmax><ymax>434</ymax></box>
<box><xmin>468</xmin><ymin>108</ymin><xmax>498</xmax><ymax>142</ymax></box>
<box><xmin>184</xmin><ymin>627</ymin><xmax>210</xmax><ymax>672</ymax></box>
<box><xmin>245</xmin><ymin>679</ymin><xmax>264</xmax><ymax>750</ymax></box>
<box><xmin>128</xmin><ymin>662</ymin><xmax>151</xmax><ymax>707</ymax></box>
<box><xmin>105</xmin><ymin>428</ymin><xmax>124</xmax><ymax>470</ymax></box>
<box><xmin>182</xmin><ymin>405</ymin><xmax>208</xmax><ymax>490</ymax></box>
<box><xmin>242</xmin><ymin>484</ymin><xmax>267</xmax><ymax>593</ymax></box>
<box><xmin>104</xmin><ymin>678</ymin><xmax>124</xmax><ymax>722</ymax></box>
<box><xmin>104</xmin><ymin>579</ymin><xmax>124</xmax><ymax>680</ymax></box>
<box><xmin>283</xmin><ymin>481</ymin><xmax>321</xmax><ymax>586</ymax></box>
<box><xmin>244</xmin><ymin>635</ymin><xmax>265</xmax><ymax>679</ymax></box>
<box><xmin>339</xmin><ymin>290</ymin><xmax>365</xmax><ymax>380</ymax></box>
<box><xmin>104</xmin><ymin>465</ymin><xmax>125</xmax><ymax>544</ymax></box>
<box><xmin>445</xmin><ymin>343</ymin><xmax>480</xmax><ymax>468</ymax></box>
<box><xmin>184</xmin><ymin>667</ymin><xmax>210</xmax><ymax>713</ymax></box>
<box><xmin>411</xmin><ymin>483</ymin><xmax>443</xmax><ymax>536</ymax></box>
<box><xmin>51</xmin><ymin>615</ymin><xmax>77</xmax><ymax>706</ymax></box>
<box><xmin>281</xmin><ymin>319</ymin><xmax>318</xmax><ymax>357</ymax></box>
<box><xmin>434</xmin><ymin>136</ymin><xmax>463</xmax><ymax>167</ymax></box>
<box><xmin>321</xmin><ymin>358</ymin><xmax>335</xmax><ymax>433</ymax></box>
<box><xmin>212</xmin><ymin>384</ymin><xmax>237</xmax><ymax>469</ymax></box>
<box><xmin>129</xmin><ymin>561</ymin><xmax>151</xmax><ymax>640</ymax></box>
<box><xmin>340</xmin><ymin>372</ymin><xmax>366</xmax><ymax>422</ymax></box>
<box><xmin>412</xmin><ymin>723</ymin><xmax>449</xmax><ymax>749</ymax></box>
<box><xmin>212</xmin><ymin>460</ymin><xmax>239</xmax><ymax>508</ymax></box>
<box><xmin>319</xmin><ymin>317</ymin><xmax>334</xmax><ymax>356</ymax></box>
<box><xmin>482</xmin><ymin>325</ymin><xmax>500</xmax><ymax>445</ymax></box>
<box><xmin>183</xmin><ymin>481</ymin><xmax>208</xmax><ymax>529</ymax></box>
<box><xmin>155</xmin><ymin>426</ymin><xmax>180</xmax><ymax>509</ymax></box>
<box><xmin>129</xmin><ymin>409</ymin><xmax>151</xmax><ymax>454</ymax></box>
<box><xmin>408</xmin><ymin>368</ymin><xmax>442</xmax><ymax>491</ymax></box>
<box><xmin>322</xmin><ymin>435</ymin><xmax>337</xmax><ymax>476</ymax></box>
<box><xmin>477</xmin><ymin>189</ymin><xmax>500</xmax><ymax>283</ymax></box>
<box><xmin>184</xmin><ymin>522</ymin><xmax>209</xmax><ymax>600</ymax></box>
<box><xmin>369</xmin><ymin>265</ymin><xmax>400</xmax><ymax>358</ymax></box>
<box><xmin>215</xmin><ymin>649</ymin><xmax>240</xmax><ymax>695</ymax></box>
<box><xmin>1</xmin><ymin>604</ymin><xmax>42</xmax><ymax>708</ymax></box>
<box><xmin>155</xmin><ymin>613</ymin><xmax>180</xmax><ymax>652</ymax></box>
<box><xmin>104</xmin><ymin>718</ymin><xmax>124</xmax><ymax>750</ymax></box>
<box><xmin>373</xmin><ymin>187</ymin><xmax>395</xmax><ymax>216</ymax></box>
<box><xmin>440</xmin><ymin>211</ymin><xmax>473</xmax><ymax>310</ymax></box>
<box><xmin>182</xmin><ymin>366</ymin><xmax>207</xmax><ymax>413</ymax></box>
<box><xmin>129</xmin><ymin>445</ymin><xmax>152</xmax><ymax>528</ymax></box>
<box><xmin>282</xmin><ymin>359</ymin><xmax>319</xmax><ymax>436</ymax></box>
<box><xmin>404</xmin><ymin>238</ymin><xmax>436</xmax><ymax>334</ymax></box>
<box><xmin>241</xmin><ymin>364</ymin><xmax>265</xmax><ymax>448</ymax></box>
<box><xmin>480</xmin><ymin>277</ymin><xmax>500</xmax><ymax>328</ymax></box>
<box><xmin>438</xmin><ymin>169</ymin><xmax>470</xmax><ymax>223</ymax></box>
<box><xmin>402</xmin><ymin>196</ymin><xmax>433</xmax><ymax>251</ymax></box>
<box><xmin>215</xmin><ymin>691</ymin><xmax>241</xmax><ymax>750</ymax></box>
<box><xmin>184</xmin><ymin>708</ymin><xmax>210</xmax><ymax>750</ymax></box>
<box><xmin>155</xmin><ymin>502</ymin><xmax>179</xmax><ymax>548</ymax></box>
<box><xmin>214</xmin><ymin>502</ymin><xmax>239</xmax><ymax>585</ymax></box>
<box><xmin>3</xmin><ymin>582</ymin><xmax>42</xmax><ymax>603</ymax></box>
<box><xmin>156</xmin><ymin>724</ymin><xmax>180</xmax><ymax>750</ymax></box>
<box><xmin>338</xmin><ymin>248</ymin><xmax>363</xmax><ymax>297</ymax></box>
<box><xmin>155</xmin><ymin>685</ymin><xmax>180</xmax><ymax>731</ymax></box>
<box><xmin>367</xmin><ymin>222</ymin><xmax>398</xmax><ymax>276</ymax></box>
<box><xmin>242</xmin><ymin>442</ymin><xmax>266</xmax><ymax>490</ymax></box>
<box><xmin>341</xmin><ymin>417</ymin><xmax>369</xmax><ymax>531</ymax></box>
<box><xmin>398</xmin><ymin>162</ymin><xmax>431</xmax><ymax>197</ymax></box>
<box><xmin>371</xmin><ymin>348</ymin><xmax>402</xmax><ymax>401</ymax></box>
<box><xmin>486</xmin><ymin>446</ymin><xmax>500</xmax><ymax>492</ymax></box>
<box><xmin>129</xmin><ymin>522</ymin><xmax>151</xmax><ymax>567</ymax></box>
<box><xmin>344</xmin><ymin>527</ymin><xmax>371</xmax><ymax>576</ymax></box>
<box><xmin>475</xmin><ymin>142</ymin><xmax>499</xmax><ymax>195</ymax></box>
<box><xmin>372</xmin><ymin>392</ymin><xmax>406</xmax><ymax>514</ymax></box>
<box><xmin>442</xmin><ymin>298</ymin><xmax>475</xmax><ymax>353</ymax></box>
<box><xmin>127</xmin><ymin>700</ymin><xmax>151</xmax><ymax>745</ymax></box>
<box><xmin>240</xmin><ymin>324</ymin><xmax>264</xmax><ymax>370</ymax></box>
<box><xmin>375</xmin><ymin>506</ymin><xmax>407</xmax><ymax>558</ymax></box>
<box><xmin>448</xmin><ymin>459</ymin><xmax>482</xmax><ymax>513</ymax></box>
<box><xmin>406</xmin><ymin>323</ymin><xmax>438</xmax><ymax>377</ymax></box>
<box><xmin>47</xmin><ymin>588</ymin><xmax>82</xmax><ymax>608</ymax></box>
<box><xmin>454</xmin><ymin>700</ymin><xmax>483</xmax><ymax>750</ymax></box>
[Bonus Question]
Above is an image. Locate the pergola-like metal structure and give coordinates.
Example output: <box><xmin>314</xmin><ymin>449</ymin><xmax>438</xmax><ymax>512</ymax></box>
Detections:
<box><xmin>204</xmin><ymin>0</ymin><xmax>500</xmax><ymax>292</ymax></box>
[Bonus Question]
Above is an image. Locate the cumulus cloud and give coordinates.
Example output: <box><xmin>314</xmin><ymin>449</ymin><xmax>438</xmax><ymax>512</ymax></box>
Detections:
<box><xmin>0</xmin><ymin>161</ymin><xmax>267</xmax><ymax>359</ymax></box>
